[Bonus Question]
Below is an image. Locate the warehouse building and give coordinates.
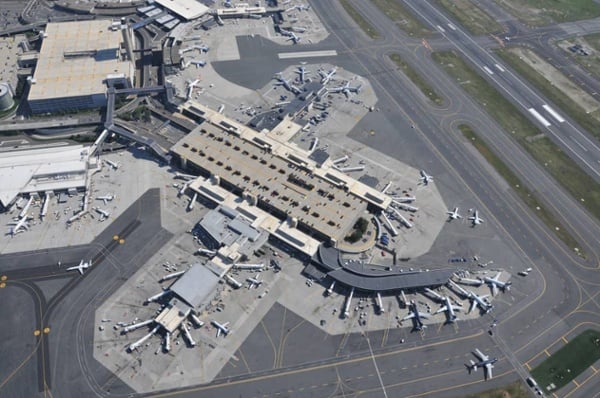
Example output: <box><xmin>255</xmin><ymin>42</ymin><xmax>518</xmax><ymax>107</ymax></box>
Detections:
<box><xmin>27</xmin><ymin>20</ymin><xmax>135</xmax><ymax>114</ymax></box>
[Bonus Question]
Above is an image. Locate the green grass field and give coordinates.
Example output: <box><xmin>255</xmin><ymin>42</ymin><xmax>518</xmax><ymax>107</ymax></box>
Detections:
<box><xmin>433</xmin><ymin>51</ymin><xmax>600</xmax><ymax>221</ymax></box>
<box><xmin>496</xmin><ymin>48</ymin><xmax>600</xmax><ymax>141</ymax></box>
<box><xmin>437</xmin><ymin>0</ymin><xmax>504</xmax><ymax>35</ymax></box>
<box><xmin>531</xmin><ymin>329</ymin><xmax>600</xmax><ymax>392</ymax></box>
<box><xmin>389</xmin><ymin>54</ymin><xmax>443</xmax><ymax>105</ymax></box>
<box><xmin>370</xmin><ymin>0</ymin><xmax>432</xmax><ymax>37</ymax></box>
<box><xmin>464</xmin><ymin>381</ymin><xmax>530</xmax><ymax>398</ymax></box>
<box><xmin>339</xmin><ymin>0</ymin><xmax>381</xmax><ymax>40</ymax></box>
<box><xmin>496</xmin><ymin>0</ymin><xmax>600</xmax><ymax>26</ymax></box>
<box><xmin>459</xmin><ymin>125</ymin><xmax>583</xmax><ymax>256</ymax></box>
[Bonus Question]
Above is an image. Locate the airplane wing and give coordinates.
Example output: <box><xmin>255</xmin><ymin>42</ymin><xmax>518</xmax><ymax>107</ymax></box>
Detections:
<box><xmin>216</xmin><ymin>328</ymin><xmax>221</xmax><ymax>338</ymax></box>
<box><xmin>418</xmin><ymin>312</ymin><xmax>430</xmax><ymax>319</ymax></box>
<box><xmin>474</xmin><ymin>349</ymin><xmax>488</xmax><ymax>361</ymax></box>
<box><xmin>491</xmin><ymin>283</ymin><xmax>498</xmax><ymax>296</ymax></box>
<box><xmin>469</xmin><ymin>300</ymin><xmax>477</xmax><ymax>314</ymax></box>
<box><xmin>435</xmin><ymin>306</ymin><xmax>447</xmax><ymax>314</ymax></box>
<box><xmin>485</xmin><ymin>363</ymin><xmax>493</xmax><ymax>379</ymax></box>
<box><xmin>401</xmin><ymin>313</ymin><xmax>416</xmax><ymax>321</ymax></box>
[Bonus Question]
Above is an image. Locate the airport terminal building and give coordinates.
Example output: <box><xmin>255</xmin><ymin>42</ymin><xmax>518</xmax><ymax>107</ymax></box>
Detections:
<box><xmin>27</xmin><ymin>20</ymin><xmax>134</xmax><ymax>114</ymax></box>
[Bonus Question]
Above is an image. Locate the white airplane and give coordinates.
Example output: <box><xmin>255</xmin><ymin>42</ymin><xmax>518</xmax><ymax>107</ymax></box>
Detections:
<box><xmin>96</xmin><ymin>194</ymin><xmax>115</xmax><ymax>205</ymax></box>
<box><xmin>94</xmin><ymin>207</ymin><xmax>110</xmax><ymax>220</ymax></box>
<box><xmin>435</xmin><ymin>296</ymin><xmax>461</xmax><ymax>323</ymax></box>
<box><xmin>274</xmin><ymin>74</ymin><xmax>300</xmax><ymax>94</ymax></box>
<box><xmin>446</xmin><ymin>207</ymin><xmax>462</xmax><ymax>220</ymax></box>
<box><xmin>467</xmin><ymin>290</ymin><xmax>492</xmax><ymax>314</ymax></box>
<box><xmin>104</xmin><ymin>159</ymin><xmax>119</xmax><ymax>170</ymax></box>
<box><xmin>328</xmin><ymin>81</ymin><xmax>362</xmax><ymax>98</ymax></box>
<box><xmin>457</xmin><ymin>276</ymin><xmax>484</xmax><ymax>287</ymax></box>
<box><xmin>66</xmin><ymin>259</ymin><xmax>92</xmax><ymax>275</ymax></box>
<box><xmin>190</xmin><ymin>59</ymin><xmax>206</xmax><ymax>68</ymax></box>
<box><xmin>402</xmin><ymin>300</ymin><xmax>429</xmax><ymax>331</ymax></box>
<box><xmin>419</xmin><ymin>170</ymin><xmax>433</xmax><ymax>185</ymax></box>
<box><xmin>483</xmin><ymin>272</ymin><xmax>512</xmax><ymax>296</ymax></box>
<box><xmin>423</xmin><ymin>287</ymin><xmax>444</xmax><ymax>303</ymax></box>
<box><xmin>294</xmin><ymin>64</ymin><xmax>309</xmax><ymax>83</ymax></box>
<box><xmin>7</xmin><ymin>215</ymin><xmax>32</xmax><ymax>237</ymax></box>
<box><xmin>469</xmin><ymin>210</ymin><xmax>484</xmax><ymax>226</ymax></box>
<box><xmin>281</xmin><ymin>29</ymin><xmax>301</xmax><ymax>44</ymax></box>
<box><xmin>468</xmin><ymin>349</ymin><xmax>498</xmax><ymax>380</ymax></box>
<box><xmin>319</xmin><ymin>67</ymin><xmax>337</xmax><ymax>85</ymax></box>
<box><xmin>211</xmin><ymin>320</ymin><xmax>230</xmax><ymax>337</ymax></box>
<box><xmin>186</xmin><ymin>79</ymin><xmax>201</xmax><ymax>99</ymax></box>
<box><xmin>246</xmin><ymin>273</ymin><xmax>262</xmax><ymax>289</ymax></box>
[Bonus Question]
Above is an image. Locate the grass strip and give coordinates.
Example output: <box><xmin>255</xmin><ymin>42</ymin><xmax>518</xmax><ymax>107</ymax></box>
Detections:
<box><xmin>459</xmin><ymin>124</ymin><xmax>584</xmax><ymax>257</ymax></box>
<box><xmin>339</xmin><ymin>0</ymin><xmax>381</xmax><ymax>40</ymax></box>
<box><xmin>464</xmin><ymin>380</ymin><xmax>530</xmax><ymax>398</ymax></box>
<box><xmin>531</xmin><ymin>329</ymin><xmax>600</xmax><ymax>392</ymax></box>
<box><xmin>437</xmin><ymin>0</ymin><xmax>503</xmax><ymax>35</ymax></box>
<box><xmin>433</xmin><ymin>50</ymin><xmax>600</xmax><ymax>220</ymax></box>
<box><xmin>389</xmin><ymin>54</ymin><xmax>443</xmax><ymax>105</ymax></box>
<box><xmin>496</xmin><ymin>48</ymin><xmax>600</xmax><ymax>141</ymax></box>
<box><xmin>495</xmin><ymin>0</ymin><xmax>600</xmax><ymax>26</ymax></box>
<box><xmin>370</xmin><ymin>0</ymin><xmax>432</xmax><ymax>37</ymax></box>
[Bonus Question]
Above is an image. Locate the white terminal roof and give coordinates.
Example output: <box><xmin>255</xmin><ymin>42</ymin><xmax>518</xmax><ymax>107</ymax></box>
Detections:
<box><xmin>170</xmin><ymin>263</ymin><xmax>220</xmax><ymax>308</ymax></box>
<box><xmin>153</xmin><ymin>0</ymin><xmax>209</xmax><ymax>20</ymax></box>
<box><xmin>28</xmin><ymin>21</ymin><xmax>133</xmax><ymax>101</ymax></box>
<box><xmin>0</xmin><ymin>145</ymin><xmax>90</xmax><ymax>207</ymax></box>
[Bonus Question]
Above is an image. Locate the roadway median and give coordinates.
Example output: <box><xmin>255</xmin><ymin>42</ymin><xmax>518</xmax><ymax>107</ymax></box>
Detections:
<box><xmin>389</xmin><ymin>54</ymin><xmax>444</xmax><ymax>105</ymax></box>
<box><xmin>339</xmin><ymin>0</ymin><xmax>381</xmax><ymax>40</ymax></box>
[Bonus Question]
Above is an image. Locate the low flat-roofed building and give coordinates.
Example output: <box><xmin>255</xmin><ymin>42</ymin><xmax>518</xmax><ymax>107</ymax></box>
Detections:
<box><xmin>153</xmin><ymin>0</ymin><xmax>209</xmax><ymax>20</ymax></box>
<box><xmin>169</xmin><ymin>263</ymin><xmax>220</xmax><ymax>308</ymax></box>
<box><xmin>0</xmin><ymin>145</ymin><xmax>91</xmax><ymax>208</ymax></box>
<box><xmin>27</xmin><ymin>20</ymin><xmax>134</xmax><ymax>114</ymax></box>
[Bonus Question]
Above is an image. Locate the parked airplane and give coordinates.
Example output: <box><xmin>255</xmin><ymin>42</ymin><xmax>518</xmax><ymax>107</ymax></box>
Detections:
<box><xmin>246</xmin><ymin>273</ymin><xmax>262</xmax><ymax>289</ymax></box>
<box><xmin>435</xmin><ymin>296</ymin><xmax>461</xmax><ymax>323</ymax></box>
<box><xmin>211</xmin><ymin>320</ymin><xmax>230</xmax><ymax>337</ymax></box>
<box><xmin>294</xmin><ymin>64</ymin><xmax>309</xmax><ymax>83</ymax></box>
<box><xmin>104</xmin><ymin>159</ymin><xmax>120</xmax><ymax>170</ymax></box>
<box><xmin>94</xmin><ymin>207</ymin><xmax>110</xmax><ymax>221</ymax></box>
<box><xmin>469</xmin><ymin>210</ymin><xmax>484</xmax><ymax>226</ymax></box>
<box><xmin>446</xmin><ymin>207</ymin><xmax>462</xmax><ymax>220</ymax></box>
<box><xmin>281</xmin><ymin>29</ymin><xmax>301</xmax><ymax>44</ymax></box>
<box><xmin>274</xmin><ymin>74</ymin><xmax>300</xmax><ymax>94</ymax></box>
<box><xmin>467</xmin><ymin>290</ymin><xmax>492</xmax><ymax>314</ymax></box>
<box><xmin>319</xmin><ymin>67</ymin><xmax>337</xmax><ymax>84</ymax></box>
<box><xmin>189</xmin><ymin>59</ymin><xmax>206</xmax><ymax>68</ymax></box>
<box><xmin>328</xmin><ymin>81</ymin><xmax>362</xmax><ymax>98</ymax></box>
<box><xmin>66</xmin><ymin>259</ymin><xmax>92</xmax><ymax>275</ymax></box>
<box><xmin>7</xmin><ymin>215</ymin><xmax>32</xmax><ymax>237</ymax></box>
<box><xmin>186</xmin><ymin>79</ymin><xmax>201</xmax><ymax>99</ymax></box>
<box><xmin>96</xmin><ymin>194</ymin><xmax>115</xmax><ymax>205</ymax></box>
<box><xmin>483</xmin><ymin>272</ymin><xmax>512</xmax><ymax>295</ymax></box>
<box><xmin>402</xmin><ymin>300</ymin><xmax>429</xmax><ymax>331</ymax></box>
<box><xmin>419</xmin><ymin>170</ymin><xmax>433</xmax><ymax>185</ymax></box>
<box><xmin>467</xmin><ymin>348</ymin><xmax>498</xmax><ymax>380</ymax></box>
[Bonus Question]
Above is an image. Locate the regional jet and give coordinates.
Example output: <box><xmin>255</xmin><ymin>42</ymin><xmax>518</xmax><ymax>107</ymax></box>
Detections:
<box><xmin>319</xmin><ymin>67</ymin><xmax>337</xmax><ymax>85</ymax></box>
<box><xmin>483</xmin><ymin>272</ymin><xmax>512</xmax><ymax>296</ymax></box>
<box><xmin>94</xmin><ymin>207</ymin><xmax>110</xmax><ymax>221</ymax></box>
<box><xmin>419</xmin><ymin>170</ymin><xmax>433</xmax><ymax>185</ymax></box>
<box><xmin>66</xmin><ymin>259</ymin><xmax>92</xmax><ymax>275</ymax></box>
<box><xmin>294</xmin><ymin>64</ymin><xmax>309</xmax><ymax>83</ymax></box>
<box><xmin>468</xmin><ymin>210</ymin><xmax>484</xmax><ymax>226</ymax></box>
<box><xmin>328</xmin><ymin>81</ymin><xmax>362</xmax><ymax>98</ymax></box>
<box><xmin>467</xmin><ymin>348</ymin><xmax>498</xmax><ymax>380</ymax></box>
<box><xmin>446</xmin><ymin>207</ymin><xmax>462</xmax><ymax>220</ymax></box>
<box><xmin>7</xmin><ymin>215</ymin><xmax>32</xmax><ymax>237</ymax></box>
<box><xmin>189</xmin><ymin>59</ymin><xmax>206</xmax><ymax>68</ymax></box>
<box><xmin>211</xmin><ymin>320</ymin><xmax>231</xmax><ymax>337</ymax></box>
<box><xmin>402</xmin><ymin>300</ymin><xmax>429</xmax><ymax>331</ymax></box>
<box><xmin>467</xmin><ymin>290</ymin><xmax>492</xmax><ymax>314</ymax></box>
<box><xmin>246</xmin><ymin>273</ymin><xmax>263</xmax><ymax>289</ymax></box>
<box><xmin>435</xmin><ymin>296</ymin><xmax>461</xmax><ymax>323</ymax></box>
<box><xmin>186</xmin><ymin>79</ymin><xmax>201</xmax><ymax>99</ymax></box>
<box><xmin>274</xmin><ymin>74</ymin><xmax>300</xmax><ymax>94</ymax></box>
<box><xmin>281</xmin><ymin>29</ymin><xmax>301</xmax><ymax>44</ymax></box>
<box><xmin>96</xmin><ymin>194</ymin><xmax>115</xmax><ymax>205</ymax></box>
